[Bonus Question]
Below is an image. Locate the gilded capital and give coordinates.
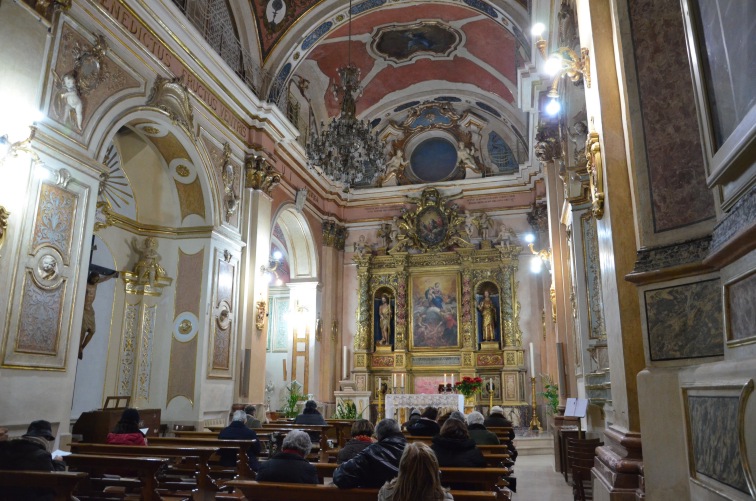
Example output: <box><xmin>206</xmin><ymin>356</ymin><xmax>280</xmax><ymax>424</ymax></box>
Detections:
<box><xmin>323</xmin><ymin>220</ymin><xmax>348</xmax><ymax>250</ymax></box>
<box><xmin>244</xmin><ymin>154</ymin><xmax>280</xmax><ymax>194</ymax></box>
<box><xmin>534</xmin><ymin>123</ymin><xmax>562</xmax><ymax>163</ymax></box>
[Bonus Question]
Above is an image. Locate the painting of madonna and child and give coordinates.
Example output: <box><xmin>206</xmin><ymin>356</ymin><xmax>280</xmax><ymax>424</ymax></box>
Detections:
<box><xmin>410</xmin><ymin>273</ymin><xmax>460</xmax><ymax>349</ymax></box>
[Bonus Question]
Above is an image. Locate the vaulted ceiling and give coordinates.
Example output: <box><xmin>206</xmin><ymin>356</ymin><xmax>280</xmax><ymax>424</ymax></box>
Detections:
<box><xmin>239</xmin><ymin>0</ymin><xmax>535</xmax><ymax>187</ymax></box>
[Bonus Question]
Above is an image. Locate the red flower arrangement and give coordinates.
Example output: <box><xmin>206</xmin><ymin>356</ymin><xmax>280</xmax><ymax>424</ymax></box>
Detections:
<box><xmin>454</xmin><ymin>376</ymin><xmax>483</xmax><ymax>397</ymax></box>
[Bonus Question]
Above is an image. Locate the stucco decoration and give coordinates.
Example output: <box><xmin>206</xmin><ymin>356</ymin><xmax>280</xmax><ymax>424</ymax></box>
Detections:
<box><xmin>117</xmin><ymin>304</ymin><xmax>139</xmax><ymax>396</ymax></box>
<box><xmin>51</xmin><ymin>24</ymin><xmax>138</xmax><ymax>133</ymax></box>
<box><xmin>209</xmin><ymin>255</ymin><xmax>236</xmax><ymax>378</ymax></box>
<box><xmin>146</xmin><ymin>76</ymin><xmax>195</xmax><ymax>135</ymax></box>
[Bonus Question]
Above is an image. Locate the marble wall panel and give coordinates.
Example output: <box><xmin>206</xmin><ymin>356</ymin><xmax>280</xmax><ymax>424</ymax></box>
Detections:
<box><xmin>645</xmin><ymin>279</ymin><xmax>723</xmax><ymax>361</ymax></box>
<box><xmin>580</xmin><ymin>213</ymin><xmax>606</xmax><ymax>340</ymax></box>
<box><xmin>166</xmin><ymin>336</ymin><xmax>198</xmax><ymax>405</ymax></box>
<box><xmin>687</xmin><ymin>395</ymin><xmax>749</xmax><ymax>494</ymax></box>
<box><xmin>725</xmin><ymin>269</ymin><xmax>756</xmax><ymax>346</ymax></box>
<box><xmin>627</xmin><ymin>0</ymin><xmax>715</xmax><ymax>232</ymax></box>
<box><xmin>210</xmin><ymin>255</ymin><xmax>234</xmax><ymax>376</ymax></box>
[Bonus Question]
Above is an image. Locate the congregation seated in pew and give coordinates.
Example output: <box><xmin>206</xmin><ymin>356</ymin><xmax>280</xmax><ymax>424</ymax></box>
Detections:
<box><xmin>0</xmin><ymin>420</ymin><xmax>67</xmax><ymax>501</ymax></box>
<box><xmin>466</xmin><ymin>412</ymin><xmax>500</xmax><ymax>446</ymax></box>
<box><xmin>244</xmin><ymin>404</ymin><xmax>262</xmax><ymax>429</ymax></box>
<box><xmin>431</xmin><ymin>418</ymin><xmax>486</xmax><ymax>469</ymax></box>
<box><xmin>218</xmin><ymin>410</ymin><xmax>261</xmax><ymax>470</ymax></box>
<box><xmin>256</xmin><ymin>429</ymin><xmax>318</xmax><ymax>484</ymax></box>
<box><xmin>406</xmin><ymin>406</ymin><xmax>440</xmax><ymax>437</ymax></box>
<box><xmin>378</xmin><ymin>442</ymin><xmax>453</xmax><ymax>501</ymax></box>
<box><xmin>336</xmin><ymin>419</ymin><xmax>375</xmax><ymax>464</ymax></box>
<box><xmin>106</xmin><ymin>408</ymin><xmax>147</xmax><ymax>446</ymax></box>
<box><xmin>333</xmin><ymin>418</ymin><xmax>407</xmax><ymax>489</ymax></box>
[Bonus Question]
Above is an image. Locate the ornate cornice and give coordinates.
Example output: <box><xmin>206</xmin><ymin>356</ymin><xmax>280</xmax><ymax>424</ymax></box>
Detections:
<box><xmin>534</xmin><ymin>123</ymin><xmax>562</xmax><ymax>163</ymax></box>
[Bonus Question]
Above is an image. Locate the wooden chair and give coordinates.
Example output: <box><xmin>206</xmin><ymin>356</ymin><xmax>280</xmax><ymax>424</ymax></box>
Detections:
<box><xmin>0</xmin><ymin>470</ymin><xmax>88</xmax><ymax>501</ymax></box>
<box><xmin>566</xmin><ymin>437</ymin><xmax>602</xmax><ymax>501</ymax></box>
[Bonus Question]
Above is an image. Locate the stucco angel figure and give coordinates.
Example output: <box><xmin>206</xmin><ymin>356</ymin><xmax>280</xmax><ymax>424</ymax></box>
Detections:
<box><xmin>464</xmin><ymin>210</ymin><xmax>477</xmax><ymax>239</ymax></box>
<box><xmin>354</xmin><ymin>234</ymin><xmax>370</xmax><ymax>255</ymax></box>
<box><xmin>474</xmin><ymin>212</ymin><xmax>493</xmax><ymax>241</ymax></box>
<box><xmin>382</xmin><ymin>147</ymin><xmax>408</xmax><ymax>186</ymax></box>
<box><xmin>222</xmin><ymin>161</ymin><xmax>239</xmax><ymax>218</ymax></box>
<box><xmin>458</xmin><ymin>141</ymin><xmax>478</xmax><ymax>171</ymax></box>
<box><xmin>377</xmin><ymin>223</ymin><xmax>392</xmax><ymax>249</ymax></box>
<box><xmin>131</xmin><ymin>236</ymin><xmax>167</xmax><ymax>287</ymax></box>
<box><xmin>53</xmin><ymin>72</ymin><xmax>84</xmax><ymax>131</ymax></box>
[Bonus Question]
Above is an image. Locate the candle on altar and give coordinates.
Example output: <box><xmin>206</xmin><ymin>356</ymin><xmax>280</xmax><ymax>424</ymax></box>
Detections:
<box><xmin>378</xmin><ymin>377</ymin><xmax>382</xmax><ymax>390</ymax></box>
<box><xmin>393</xmin><ymin>374</ymin><xmax>397</xmax><ymax>387</ymax></box>
<box><xmin>401</xmin><ymin>374</ymin><xmax>405</xmax><ymax>387</ymax></box>
<box><xmin>489</xmin><ymin>378</ymin><xmax>493</xmax><ymax>389</ymax></box>
<box><xmin>444</xmin><ymin>373</ymin><xmax>447</xmax><ymax>385</ymax></box>
<box><xmin>342</xmin><ymin>346</ymin><xmax>348</xmax><ymax>380</ymax></box>
<box><xmin>451</xmin><ymin>374</ymin><xmax>454</xmax><ymax>386</ymax></box>
<box><xmin>529</xmin><ymin>342</ymin><xmax>535</xmax><ymax>378</ymax></box>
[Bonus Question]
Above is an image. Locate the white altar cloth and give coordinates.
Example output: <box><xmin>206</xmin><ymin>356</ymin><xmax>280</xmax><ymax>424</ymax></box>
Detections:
<box><xmin>385</xmin><ymin>393</ymin><xmax>464</xmax><ymax>419</ymax></box>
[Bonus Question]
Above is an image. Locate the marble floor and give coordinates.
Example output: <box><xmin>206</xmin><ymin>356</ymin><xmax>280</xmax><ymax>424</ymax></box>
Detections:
<box><xmin>513</xmin><ymin>454</ymin><xmax>574</xmax><ymax>501</ymax></box>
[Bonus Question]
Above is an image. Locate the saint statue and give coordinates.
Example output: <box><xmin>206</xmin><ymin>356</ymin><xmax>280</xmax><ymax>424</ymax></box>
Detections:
<box><xmin>378</xmin><ymin>294</ymin><xmax>392</xmax><ymax>346</ymax></box>
<box><xmin>79</xmin><ymin>270</ymin><xmax>117</xmax><ymax>359</ymax></box>
<box><xmin>477</xmin><ymin>290</ymin><xmax>497</xmax><ymax>342</ymax></box>
<box><xmin>133</xmin><ymin>237</ymin><xmax>167</xmax><ymax>287</ymax></box>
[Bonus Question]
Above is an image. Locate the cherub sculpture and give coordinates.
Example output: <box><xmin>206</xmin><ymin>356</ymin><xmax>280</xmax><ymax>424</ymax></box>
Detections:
<box><xmin>53</xmin><ymin>72</ymin><xmax>84</xmax><ymax>131</ymax></box>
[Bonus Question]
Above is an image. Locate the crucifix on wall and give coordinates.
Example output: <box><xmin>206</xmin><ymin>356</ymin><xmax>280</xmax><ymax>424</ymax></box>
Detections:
<box><xmin>79</xmin><ymin>236</ymin><xmax>118</xmax><ymax>359</ymax></box>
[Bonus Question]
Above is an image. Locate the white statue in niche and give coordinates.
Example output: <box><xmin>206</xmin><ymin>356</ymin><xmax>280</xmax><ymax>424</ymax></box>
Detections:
<box><xmin>53</xmin><ymin>72</ymin><xmax>84</xmax><ymax>131</ymax></box>
<box><xmin>382</xmin><ymin>147</ymin><xmax>407</xmax><ymax>187</ymax></box>
<box><xmin>458</xmin><ymin>140</ymin><xmax>480</xmax><ymax>178</ymax></box>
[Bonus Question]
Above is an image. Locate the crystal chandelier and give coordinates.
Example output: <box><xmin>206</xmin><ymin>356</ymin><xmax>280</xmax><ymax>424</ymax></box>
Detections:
<box><xmin>306</xmin><ymin>1</ymin><xmax>385</xmax><ymax>190</ymax></box>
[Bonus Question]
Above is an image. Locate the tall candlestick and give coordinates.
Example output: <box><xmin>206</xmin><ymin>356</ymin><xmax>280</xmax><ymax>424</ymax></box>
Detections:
<box><xmin>401</xmin><ymin>374</ymin><xmax>405</xmax><ymax>387</ymax></box>
<box><xmin>529</xmin><ymin>342</ymin><xmax>535</xmax><ymax>378</ymax></box>
<box><xmin>444</xmin><ymin>373</ymin><xmax>447</xmax><ymax>385</ymax></box>
<box><xmin>451</xmin><ymin>374</ymin><xmax>454</xmax><ymax>386</ymax></box>
<box><xmin>343</xmin><ymin>346</ymin><xmax>348</xmax><ymax>380</ymax></box>
<box><xmin>393</xmin><ymin>373</ymin><xmax>397</xmax><ymax>388</ymax></box>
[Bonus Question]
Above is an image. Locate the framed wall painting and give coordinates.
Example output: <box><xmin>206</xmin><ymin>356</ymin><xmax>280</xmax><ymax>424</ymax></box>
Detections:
<box><xmin>409</xmin><ymin>272</ymin><xmax>461</xmax><ymax>350</ymax></box>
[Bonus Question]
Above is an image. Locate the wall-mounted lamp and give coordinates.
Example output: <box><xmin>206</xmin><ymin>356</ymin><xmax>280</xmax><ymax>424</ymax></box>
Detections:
<box><xmin>0</xmin><ymin>126</ymin><xmax>39</xmax><ymax>163</ymax></box>
<box><xmin>528</xmin><ymin>242</ymin><xmax>552</xmax><ymax>273</ymax></box>
<box><xmin>531</xmin><ymin>23</ymin><xmax>590</xmax><ymax>116</ymax></box>
<box><xmin>260</xmin><ymin>250</ymin><xmax>283</xmax><ymax>284</ymax></box>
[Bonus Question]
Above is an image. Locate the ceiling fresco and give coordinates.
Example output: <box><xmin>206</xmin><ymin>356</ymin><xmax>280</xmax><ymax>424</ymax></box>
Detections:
<box><xmin>248</xmin><ymin>0</ymin><xmax>533</xmax><ymax>188</ymax></box>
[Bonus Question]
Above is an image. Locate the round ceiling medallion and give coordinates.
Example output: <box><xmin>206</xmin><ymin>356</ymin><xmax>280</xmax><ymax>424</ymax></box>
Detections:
<box><xmin>410</xmin><ymin>137</ymin><xmax>458</xmax><ymax>182</ymax></box>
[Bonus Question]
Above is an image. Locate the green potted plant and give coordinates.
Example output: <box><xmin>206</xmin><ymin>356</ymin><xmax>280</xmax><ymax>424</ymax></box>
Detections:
<box><xmin>539</xmin><ymin>374</ymin><xmax>559</xmax><ymax>416</ymax></box>
<box><xmin>333</xmin><ymin>400</ymin><xmax>365</xmax><ymax>420</ymax></box>
<box><xmin>282</xmin><ymin>380</ymin><xmax>303</xmax><ymax>418</ymax></box>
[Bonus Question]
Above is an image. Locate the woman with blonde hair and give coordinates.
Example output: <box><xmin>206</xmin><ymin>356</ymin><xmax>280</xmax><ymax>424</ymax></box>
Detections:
<box><xmin>378</xmin><ymin>441</ymin><xmax>453</xmax><ymax>501</ymax></box>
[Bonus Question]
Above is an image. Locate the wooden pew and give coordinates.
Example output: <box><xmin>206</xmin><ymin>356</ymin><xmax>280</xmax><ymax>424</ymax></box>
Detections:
<box><xmin>260</xmin><ymin>423</ymin><xmax>333</xmax><ymax>461</ymax></box>
<box><xmin>225</xmin><ymin>480</ymin><xmax>498</xmax><ymax>501</ymax></box>
<box><xmin>0</xmin><ymin>470</ymin><xmax>87</xmax><ymax>501</ymax></box>
<box><xmin>70</xmin><ymin>442</ymin><xmax>218</xmax><ymax>500</ymax></box>
<box><xmin>64</xmin><ymin>454</ymin><xmax>169</xmax><ymax>501</ymax></box>
<box><xmin>309</xmin><ymin>463</ymin><xmax>507</xmax><ymax>489</ymax></box>
<box><xmin>148</xmin><ymin>437</ymin><xmax>257</xmax><ymax>479</ymax></box>
<box><xmin>325</xmin><ymin>420</ymin><xmax>356</xmax><ymax>448</ymax></box>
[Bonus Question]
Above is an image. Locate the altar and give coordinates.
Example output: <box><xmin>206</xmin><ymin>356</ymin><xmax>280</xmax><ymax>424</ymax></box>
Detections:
<box><xmin>385</xmin><ymin>393</ymin><xmax>464</xmax><ymax>420</ymax></box>
<box><xmin>349</xmin><ymin>189</ymin><xmax>529</xmax><ymax>418</ymax></box>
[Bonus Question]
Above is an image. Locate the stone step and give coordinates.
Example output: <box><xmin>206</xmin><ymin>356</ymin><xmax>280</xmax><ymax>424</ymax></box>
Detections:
<box><xmin>513</xmin><ymin>433</ymin><xmax>553</xmax><ymax>456</ymax></box>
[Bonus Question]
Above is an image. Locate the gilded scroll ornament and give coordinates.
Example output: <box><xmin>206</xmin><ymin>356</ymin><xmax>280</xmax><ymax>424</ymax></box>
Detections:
<box><xmin>0</xmin><ymin>206</ymin><xmax>9</xmax><ymax>250</ymax></box>
<box><xmin>255</xmin><ymin>300</ymin><xmax>267</xmax><ymax>331</ymax></box>
<box><xmin>244</xmin><ymin>154</ymin><xmax>281</xmax><ymax>194</ymax></box>
<box><xmin>323</xmin><ymin>221</ymin><xmax>348</xmax><ymax>250</ymax></box>
<box><xmin>221</xmin><ymin>143</ymin><xmax>240</xmax><ymax>220</ymax></box>
<box><xmin>585</xmin><ymin>130</ymin><xmax>604</xmax><ymax>219</ymax></box>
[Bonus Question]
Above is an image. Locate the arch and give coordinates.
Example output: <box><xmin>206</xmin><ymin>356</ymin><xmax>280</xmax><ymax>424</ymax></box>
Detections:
<box><xmin>92</xmin><ymin>108</ymin><xmax>219</xmax><ymax>228</ymax></box>
<box><xmin>271</xmin><ymin>204</ymin><xmax>318</xmax><ymax>280</ymax></box>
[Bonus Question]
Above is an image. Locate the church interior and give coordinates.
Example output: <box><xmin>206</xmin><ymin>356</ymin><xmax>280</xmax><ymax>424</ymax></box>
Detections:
<box><xmin>0</xmin><ymin>0</ymin><xmax>754</xmax><ymax>499</ymax></box>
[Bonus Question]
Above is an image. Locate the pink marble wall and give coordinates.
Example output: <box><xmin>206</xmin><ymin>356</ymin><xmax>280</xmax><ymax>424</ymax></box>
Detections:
<box><xmin>628</xmin><ymin>0</ymin><xmax>715</xmax><ymax>232</ymax></box>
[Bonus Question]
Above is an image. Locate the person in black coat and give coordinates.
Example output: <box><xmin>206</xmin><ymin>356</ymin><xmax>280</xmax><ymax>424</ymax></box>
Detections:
<box><xmin>0</xmin><ymin>420</ymin><xmax>66</xmax><ymax>501</ymax></box>
<box><xmin>406</xmin><ymin>407</ymin><xmax>440</xmax><ymax>437</ymax></box>
<box><xmin>336</xmin><ymin>419</ymin><xmax>375</xmax><ymax>464</ymax></box>
<box><xmin>218</xmin><ymin>410</ymin><xmax>261</xmax><ymax>470</ymax></box>
<box><xmin>294</xmin><ymin>400</ymin><xmax>327</xmax><ymax>425</ymax></box>
<box><xmin>483</xmin><ymin>406</ymin><xmax>517</xmax><ymax>459</ymax></box>
<box><xmin>256</xmin><ymin>430</ymin><xmax>318</xmax><ymax>484</ymax></box>
<box><xmin>431</xmin><ymin>418</ymin><xmax>486</xmax><ymax>468</ymax></box>
<box><xmin>333</xmin><ymin>418</ymin><xmax>407</xmax><ymax>489</ymax></box>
